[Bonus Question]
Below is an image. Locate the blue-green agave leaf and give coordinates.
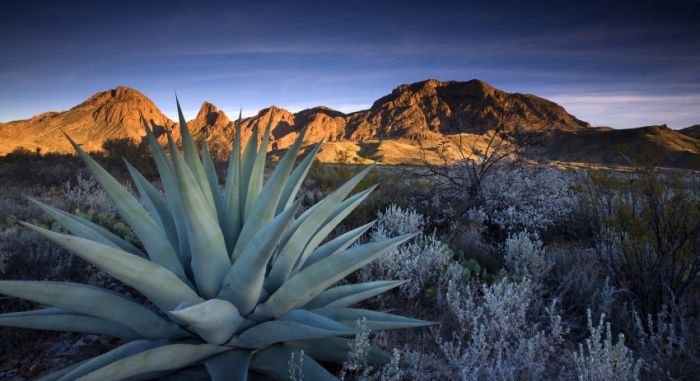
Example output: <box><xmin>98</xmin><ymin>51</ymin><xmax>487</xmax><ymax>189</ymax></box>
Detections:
<box><xmin>266</xmin><ymin>166</ymin><xmax>375</xmax><ymax>292</ymax></box>
<box><xmin>230</xmin><ymin>310</ymin><xmax>356</xmax><ymax>349</ymax></box>
<box><xmin>292</xmin><ymin>185</ymin><xmax>377</xmax><ymax>272</ymax></box>
<box><xmin>311</xmin><ymin>307</ymin><xmax>435</xmax><ymax>330</ymax></box>
<box><xmin>243</xmin><ymin>115</ymin><xmax>272</xmax><ymax>219</ymax></box>
<box><xmin>305</xmin><ymin>280</ymin><xmax>406</xmax><ymax>309</ymax></box>
<box><xmin>0</xmin><ymin>281</ymin><xmax>186</xmax><ymax>340</ymax></box>
<box><xmin>302</xmin><ymin>221</ymin><xmax>375</xmax><ymax>269</ymax></box>
<box><xmin>231</xmin><ymin>126</ymin><xmax>306</xmax><ymax>261</ymax></box>
<box><xmin>65</xmin><ymin>134</ymin><xmax>186</xmax><ymax>280</ymax></box>
<box><xmin>250</xmin><ymin>345</ymin><xmax>338</xmax><ymax>381</ymax></box>
<box><xmin>176</xmin><ymin>97</ymin><xmax>216</xmax><ymax>212</ymax></box>
<box><xmin>252</xmin><ymin>233</ymin><xmax>415</xmax><ymax>320</ymax></box>
<box><xmin>205</xmin><ymin>350</ymin><xmax>252</xmax><ymax>381</ymax></box>
<box><xmin>75</xmin><ymin>343</ymin><xmax>227</xmax><ymax>381</ymax></box>
<box><xmin>201</xmin><ymin>141</ymin><xmax>224</xmax><ymax>221</ymax></box>
<box><xmin>124</xmin><ymin>160</ymin><xmax>179</xmax><ymax>250</ymax></box>
<box><xmin>290</xmin><ymin>337</ymin><xmax>390</xmax><ymax>365</ymax></box>
<box><xmin>167</xmin><ymin>299</ymin><xmax>244</xmax><ymax>345</ymax></box>
<box><xmin>218</xmin><ymin>200</ymin><xmax>300</xmax><ymax>315</ymax></box>
<box><xmin>222</xmin><ymin>111</ymin><xmax>243</xmax><ymax>252</ymax></box>
<box><xmin>171</xmin><ymin>147</ymin><xmax>230</xmax><ymax>298</ymax></box>
<box><xmin>59</xmin><ymin>340</ymin><xmax>168</xmax><ymax>381</ymax></box>
<box><xmin>0</xmin><ymin>308</ymin><xmax>139</xmax><ymax>340</ymax></box>
<box><xmin>145</xmin><ymin>125</ymin><xmax>190</xmax><ymax>267</ymax></box>
<box><xmin>26</xmin><ymin>196</ymin><xmax>143</xmax><ymax>256</ymax></box>
<box><xmin>276</xmin><ymin>143</ymin><xmax>322</xmax><ymax>214</ymax></box>
<box><xmin>21</xmin><ymin>223</ymin><xmax>203</xmax><ymax>310</ymax></box>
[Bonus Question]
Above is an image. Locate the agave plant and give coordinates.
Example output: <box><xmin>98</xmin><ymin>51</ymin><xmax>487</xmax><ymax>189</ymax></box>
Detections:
<box><xmin>0</xmin><ymin>99</ymin><xmax>430</xmax><ymax>380</ymax></box>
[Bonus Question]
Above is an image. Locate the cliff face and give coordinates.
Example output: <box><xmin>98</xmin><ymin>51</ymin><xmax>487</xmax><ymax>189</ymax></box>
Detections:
<box><xmin>1</xmin><ymin>80</ymin><xmax>698</xmax><ymax>169</ymax></box>
<box><xmin>344</xmin><ymin>79</ymin><xmax>590</xmax><ymax>142</ymax></box>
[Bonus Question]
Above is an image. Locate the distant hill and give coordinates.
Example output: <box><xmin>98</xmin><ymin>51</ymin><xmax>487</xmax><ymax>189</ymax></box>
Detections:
<box><xmin>680</xmin><ymin>124</ymin><xmax>700</xmax><ymax>139</ymax></box>
<box><xmin>1</xmin><ymin>79</ymin><xmax>698</xmax><ymax>169</ymax></box>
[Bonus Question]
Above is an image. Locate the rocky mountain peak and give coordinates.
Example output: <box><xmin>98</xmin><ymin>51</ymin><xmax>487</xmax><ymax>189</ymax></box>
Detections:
<box><xmin>195</xmin><ymin>101</ymin><xmax>229</xmax><ymax>126</ymax></box>
<box><xmin>3</xmin><ymin>79</ymin><xmax>694</xmax><ymax>169</ymax></box>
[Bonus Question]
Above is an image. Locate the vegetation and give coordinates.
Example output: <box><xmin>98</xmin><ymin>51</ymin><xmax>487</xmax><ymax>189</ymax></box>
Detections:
<box><xmin>0</xmin><ymin>100</ymin><xmax>430</xmax><ymax>380</ymax></box>
<box><xmin>0</xmin><ymin>117</ymin><xmax>698</xmax><ymax>380</ymax></box>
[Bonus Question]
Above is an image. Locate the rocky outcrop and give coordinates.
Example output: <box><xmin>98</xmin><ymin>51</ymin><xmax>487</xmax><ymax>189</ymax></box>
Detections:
<box><xmin>1</xmin><ymin>80</ymin><xmax>697</xmax><ymax>169</ymax></box>
<box><xmin>343</xmin><ymin>79</ymin><xmax>590</xmax><ymax>141</ymax></box>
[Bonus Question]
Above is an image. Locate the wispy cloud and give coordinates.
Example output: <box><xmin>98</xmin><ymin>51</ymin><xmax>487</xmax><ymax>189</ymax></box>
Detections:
<box><xmin>547</xmin><ymin>93</ymin><xmax>700</xmax><ymax>128</ymax></box>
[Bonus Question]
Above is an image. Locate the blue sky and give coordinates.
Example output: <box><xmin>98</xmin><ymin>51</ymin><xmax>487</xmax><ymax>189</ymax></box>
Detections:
<box><xmin>1</xmin><ymin>0</ymin><xmax>699</xmax><ymax>128</ymax></box>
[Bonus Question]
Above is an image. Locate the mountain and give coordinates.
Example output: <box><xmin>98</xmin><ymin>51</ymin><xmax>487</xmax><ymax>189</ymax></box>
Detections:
<box><xmin>680</xmin><ymin>124</ymin><xmax>700</xmax><ymax>139</ymax></box>
<box><xmin>1</xmin><ymin>80</ymin><xmax>698</xmax><ymax>169</ymax></box>
<box><xmin>344</xmin><ymin>79</ymin><xmax>590</xmax><ymax>142</ymax></box>
<box><xmin>543</xmin><ymin>125</ymin><xmax>700</xmax><ymax>169</ymax></box>
<box><xmin>0</xmin><ymin>87</ymin><xmax>174</xmax><ymax>154</ymax></box>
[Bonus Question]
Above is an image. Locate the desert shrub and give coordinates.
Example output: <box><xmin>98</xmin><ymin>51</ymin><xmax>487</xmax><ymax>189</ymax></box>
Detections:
<box><xmin>0</xmin><ymin>226</ymin><xmax>79</xmax><ymax>281</ymax></box>
<box><xmin>371</xmin><ymin>204</ymin><xmax>426</xmax><ymax>239</ymax></box>
<box><xmin>573</xmin><ymin>310</ymin><xmax>642</xmax><ymax>381</ymax></box>
<box><xmin>583</xmin><ymin>171</ymin><xmax>700</xmax><ymax>315</ymax></box>
<box><xmin>0</xmin><ymin>150</ymin><xmax>81</xmax><ymax>186</ymax></box>
<box><xmin>476</xmin><ymin>166</ymin><xmax>577</xmax><ymax>237</ymax></box>
<box><xmin>436</xmin><ymin>276</ymin><xmax>567</xmax><ymax>380</ymax></box>
<box><xmin>630</xmin><ymin>305</ymin><xmax>699</xmax><ymax>380</ymax></box>
<box><xmin>63</xmin><ymin>173</ymin><xmax>118</xmax><ymax>215</ymax></box>
<box><xmin>359</xmin><ymin>205</ymin><xmax>452</xmax><ymax>303</ymax></box>
<box><xmin>547</xmin><ymin>246</ymin><xmax>614</xmax><ymax>325</ymax></box>
<box><xmin>504</xmin><ymin>230</ymin><xmax>552</xmax><ymax>285</ymax></box>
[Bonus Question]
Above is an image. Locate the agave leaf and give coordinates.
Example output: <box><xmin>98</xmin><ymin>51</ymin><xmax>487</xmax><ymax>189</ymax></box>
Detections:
<box><xmin>0</xmin><ymin>308</ymin><xmax>139</xmax><ymax>340</ymax></box>
<box><xmin>171</xmin><ymin>147</ymin><xmax>230</xmax><ymax>298</ymax></box>
<box><xmin>231</xmin><ymin>126</ymin><xmax>306</xmax><ymax>261</ymax></box>
<box><xmin>124</xmin><ymin>160</ymin><xmax>179</xmax><ymax>250</ymax></box>
<box><xmin>239</xmin><ymin>122</ymin><xmax>259</xmax><ymax>220</ymax></box>
<box><xmin>176</xmin><ymin>97</ymin><xmax>216</xmax><ymax>211</ymax></box>
<box><xmin>36</xmin><ymin>360</ymin><xmax>90</xmax><ymax>381</ymax></box>
<box><xmin>290</xmin><ymin>337</ymin><xmax>390</xmax><ymax>365</ymax></box>
<box><xmin>75</xmin><ymin>343</ymin><xmax>227</xmax><ymax>381</ymax></box>
<box><xmin>252</xmin><ymin>234</ymin><xmax>415</xmax><ymax>320</ymax></box>
<box><xmin>26</xmin><ymin>196</ymin><xmax>143</xmax><ymax>256</ymax></box>
<box><xmin>167</xmin><ymin>299</ymin><xmax>244</xmax><ymax>345</ymax></box>
<box><xmin>204</xmin><ymin>350</ymin><xmax>252</xmax><ymax>381</ymax></box>
<box><xmin>243</xmin><ymin>115</ymin><xmax>272</xmax><ymax>219</ymax></box>
<box><xmin>201</xmin><ymin>141</ymin><xmax>224</xmax><ymax>221</ymax></box>
<box><xmin>222</xmin><ymin>110</ymin><xmax>243</xmax><ymax>252</ymax></box>
<box><xmin>145</xmin><ymin>125</ymin><xmax>191</xmax><ymax>267</ymax></box>
<box><xmin>230</xmin><ymin>314</ymin><xmax>356</xmax><ymax>349</ymax></box>
<box><xmin>292</xmin><ymin>185</ymin><xmax>376</xmax><ymax>272</ymax></box>
<box><xmin>266</xmin><ymin>166</ymin><xmax>375</xmax><ymax>291</ymax></box>
<box><xmin>305</xmin><ymin>280</ymin><xmax>406</xmax><ymax>309</ymax></box>
<box><xmin>21</xmin><ymin>223</ymin><xmax>203</xmax><ymax>310</ymax></box>
<box><xmin>250</xmin><ymin>344</ymin><xmax>338</xmax><ymax>381</ymax></box>
<box><xmin>59</xmin><ymin>340</ymin><xmax>168</xmax><ymax>381</ymax></box>
<box><xmin>311</xmin><ymin>307</ymin><xmax>435</xmax><ymax>330</ymax></box>
<box><xmin>276</xmin><ymin>143</ymin><xmax>322</xmax><ymax>214</ymax></box>
<box><xmin>159</xmin><ymin>366</ymin><xmax>210</xmax><ymax>381</ymax></box>
<box><xmin>65</xmin><ymin>135</ymin><xmax>186</xmax><ymax>280</ymax></box>
<box><xmin>302</xmin><ymin>221</ymin><xmax>375</xmax><ymax>269</ymax></box>
<box><xmin>218</xmin><ymin>200</ymin><xmax>300</xmax><ymax>315</ymax></box>
<box><xmin>0</xmin><ymin>281</ymin><xmax>186</xmax><ymax>340</ymax></box>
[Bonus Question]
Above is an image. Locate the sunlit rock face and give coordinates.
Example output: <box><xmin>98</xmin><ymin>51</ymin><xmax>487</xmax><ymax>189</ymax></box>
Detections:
<box><xmin>2</xmin><ymin>79</ymin><xmax>698</xmax><ymax>169</ymax></box>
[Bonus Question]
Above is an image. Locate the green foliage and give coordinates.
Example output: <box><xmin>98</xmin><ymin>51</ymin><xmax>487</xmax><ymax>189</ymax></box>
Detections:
<box><xmin>0</xmin><ymin>99</ymin><xmax>430</xmax><ymax>380</ymax></box>
<box><xmin>582</xmin><ymin>170</ymin><xmax>700</xmax><ymax>315</ymax></box>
